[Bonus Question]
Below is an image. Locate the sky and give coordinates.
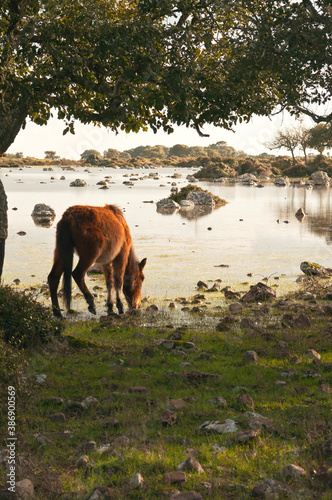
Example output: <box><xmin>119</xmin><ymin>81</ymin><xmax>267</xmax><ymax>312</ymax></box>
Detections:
<box><xmin>7</xmin><ymin>111</ymin><xmax>311</xmax><ymax>161</ymax></box>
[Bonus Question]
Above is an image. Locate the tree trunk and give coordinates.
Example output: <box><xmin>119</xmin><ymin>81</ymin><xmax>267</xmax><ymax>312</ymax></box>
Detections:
<box><xmin>0</xmin><ymin>99</ymin><xmax>29</xmax><ymax>156</ymax></box>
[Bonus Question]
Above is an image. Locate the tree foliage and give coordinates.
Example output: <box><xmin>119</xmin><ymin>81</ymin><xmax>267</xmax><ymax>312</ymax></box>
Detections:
<box><xmin>1</xmin><ymin>0</ymin><xmax>331</xmax><ymax>155</ymax></box>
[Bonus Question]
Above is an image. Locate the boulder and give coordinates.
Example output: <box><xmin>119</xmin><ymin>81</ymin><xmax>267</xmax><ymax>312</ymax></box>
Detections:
<box><xmin>69</xmin><ymin>179</ymin><xmax>87</xmax><ymax>187</ymax></box>
<box><xmin>310</xmin><ymin>170</ymin><xmax>330</xmax><ymax>185</ymax></box>
<box><xmin>242</xmin><ymin>282</ymin><xmax>276</xmax><ymax>303</ymax></box>
<box><xmin>31</xmin><ymin>203</ymin><xmax>56</xmax><ymax>227</ymax></box>
<box><xmin>300</xmin><ymin>261</ymin><xmax>332</xmax><ymax>277</ymax></box>
<box><xmin>187</xmin><ymin>191</ymin><xmax>215</xmax><ymax>205</ymax></box>
<box><xmin>274</xmin><ymin>176</ymin><xmax>290</xmax><ymax>186</ymax></box>
<box><xmin>156</xmin><ymin>198</ymin><xmax>180</xmax><ymax>213</ymax></box>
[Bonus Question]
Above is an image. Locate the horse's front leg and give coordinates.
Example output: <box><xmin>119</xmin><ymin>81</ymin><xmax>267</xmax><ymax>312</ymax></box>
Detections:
<box><xmin>113</xmin><ymin>258</ymin><xmax>127</xmax><ymax>315</ymax></box>
<box><xmin>102</xmin><ymin>263</ymin><xmax>114</xmax><ymax>315</ymax></box>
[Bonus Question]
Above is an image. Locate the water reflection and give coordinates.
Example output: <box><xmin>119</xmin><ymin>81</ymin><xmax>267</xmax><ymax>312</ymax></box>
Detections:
<box><xmin>31</xmin><ymin>216</ymin><xmax>55</xmax><ymax>228</ymax></box>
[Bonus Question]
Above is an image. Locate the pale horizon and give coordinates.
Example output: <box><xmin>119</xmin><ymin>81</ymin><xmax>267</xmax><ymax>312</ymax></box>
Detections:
<box><xmin>7</xmin><ymin>111</ymin><xmax>313</xmax><ymax>161</ymax></box>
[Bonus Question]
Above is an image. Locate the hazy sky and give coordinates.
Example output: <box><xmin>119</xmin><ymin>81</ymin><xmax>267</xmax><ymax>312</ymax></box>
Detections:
<box><xmin>7</xmin><ymin>111</ymin><xmax>310</xmax><ymax>160</ymax></box>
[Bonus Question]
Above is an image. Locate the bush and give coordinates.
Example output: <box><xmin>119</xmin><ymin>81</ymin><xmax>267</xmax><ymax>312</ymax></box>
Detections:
<box><xmin>0</xmin><ymin>286</ymin><xmax>63</xmax><ymax>348</ymax></box>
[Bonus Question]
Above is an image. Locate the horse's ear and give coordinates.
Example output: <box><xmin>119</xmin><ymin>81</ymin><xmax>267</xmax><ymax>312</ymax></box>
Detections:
<box><xmin>139</xmin><ymin>258</ymin><xmax>147</xmax><ymax>271</ymax></box>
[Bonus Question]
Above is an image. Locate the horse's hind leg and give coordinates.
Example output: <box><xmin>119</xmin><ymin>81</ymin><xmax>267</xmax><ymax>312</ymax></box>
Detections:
<box><xmin>72</xmin><ymin>258</ymin><xmax>97</xmax><ymax>315</ymax></box>
<box><xmin>102</xmin><ymin>263</ymin><xmax>114</xmax><ymax>315</ymax></box>
<box><xmin>48</xmin><ymin>252</ymin><xmax>64</xmax><ymax>318</ymax></box>
<box><xmin>113</xmin><ymin>252</ymin><xmax>129</xmax><ymax>314</ymax></box>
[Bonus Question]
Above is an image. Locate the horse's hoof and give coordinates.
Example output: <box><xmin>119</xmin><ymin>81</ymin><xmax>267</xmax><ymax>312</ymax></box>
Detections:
<box><xmin>53</xmin><ymin>309</ymin><xmax>63</xmax><ymax>319</ymax></box>
<box><xmin>67</xmin><ymin>308</ymin><xmax>77</xmax><ymax>316</ymax></box>
<box><xmin>88</xmin><ymin>306</ymin><xmax>97</xmax><ymax>315</ymax></box>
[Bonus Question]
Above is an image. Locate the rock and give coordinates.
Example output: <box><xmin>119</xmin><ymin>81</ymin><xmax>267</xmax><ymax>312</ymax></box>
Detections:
<box><xmin>47</xmin><ymin>412</ymin><xmax>66</xmax><ymax>423</ymax></box>
<box><xmin>300</xmin><ymin>261</ymin><xmax>332</xmax><ymax>277</ymax></box>
<box><xmin>159</xmin><ymin>410</ymin><xmax>177</xmax><ymax>426</ymax></box>
<box><xmin>295</xmin><ymin>207</ymin><xmax>306</xmax><ymax>217</ymax></box>
<box><xmin>129</xmin><ymin>472</ymin><xmax>144</xmax><ymax>488</ymax></box>
<box><xmin>282</xmin><ymin>464</ymin><xmax>306</xmax><ymax>478</ymax></box>
<box><xmin>207</xmin><ymin>396</ymin><xmax>227</xmax><ymax>408</ymax></box>
<box><xmin>88</xmin><ymin>486</ymin><xmax>117</xmax><ymax>499</ymax></box>
<box><xmin>36</xmin><ymin>374</ymin><xmax>47</xmax><ymax>384</ymax></box>
<box><xmin>162</xmin><ymin>471</ymin><xmax>186</xmax><ymax>484</ymax></box>
<box><xmin>243</xmin><ymin>350</ymin><xmax>259</xmax><ymax>364</ymax></box>
<box><xmin>168</xmin><ymin>398</ymin><xmax>187</xmax><ymax>411</ymax></box>
<box><xmin>170</xmin><ymin>493</ymin><xmax>203</xmax><ymax>500</ymax></box>
<box><xmin>216</xmin><ymin>315</ymin><xmax>238</xmax><ymax>331</ymax></box>
<box><xmin>129</xmin><ymin>386</ymin><xmax>149</xmax><ymax>394</ymax></box>
<box><xmin>178</xmin><ymin>457</ymin><xmax>204</xmax><ymax>473</ymax></box>
<box><xmin>242</xmin><ymin>282</ymin><xmax>276</xmax><ymax>303</ymax></box>
<box><xmin>235</xmin><ymin>429</ymin><xmax>261</xmax><ymax>443</ymax></box>
<box><xmin>113</xmin><ymin>436</ymin><xmax>129</xmax><ymax>447</ymax></box>
<box><xmin>199</xmin><ymin>419</ymin><xmax>238</xmax><ymax>434</ymax></box>
<box><xmin>197</xmin><ymin>280</ymin><xmax>208</xmax><ymax>290</ymax></box>
<box><xmin>304</xmin><ymin>348</ymin><xmax>321</xmax><ymax>361</ymax></box>
<box><xmin>69</xmin><ymin>179</ymin><xmax>87</xmax><ymax>187</ymax></box>
<box><xmin>252</xmin><ymin>479</ymin><xmax>292</xmax><ymax>498</ymax></box>
<box><xmin>237</xmin><ymin>394</ymin><xmax>255</xmax><ymax>408</ymax></box>
<box><xmin>77</xmin><ymin>455</ymin><xmax>89</xmax><ymax>468</ymax></box>
<box><xmin>156</xmin><ymin>198</ymin><xmax>180</xmax><ymax>210</ymax></box>
<box><xmin>274</xmin><ymin>176</ymin><xmax>290</xmax><ymax>186</ymax></box>
<box><xmin>31</xmin><ymin>203</ymin><xmax>56</xmax><ymax>226</ymax></box>
<box><xmin>207</xmin><ymin>282</ymin><xmax>220</xmax><ymax>292</ymax></box>
<box><xmin>179</xmin><ymin>200</ymin><xmax>195</xmax><ymax>209</ymax></box>
<box><xmin>229</xmin><ymin>302</ymin><xmax>243</xmax><ymax>314</ymax></box>
<box><xmin>15</xmin><ymin>479</ymin><xmax>35</xmax><ymax>499</ymax></box>
<box><xmin>311</xmin><ymin>170</ymin><xmax>330</xmax><ymax>185</ymax></box>
<box><xmin>187</xmin><ymin>191</ymin><xmax>215</xmax><ymax>206</ymax></box>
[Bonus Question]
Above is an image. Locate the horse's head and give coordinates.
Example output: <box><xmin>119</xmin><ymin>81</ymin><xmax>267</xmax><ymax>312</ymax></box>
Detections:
<box><xmin>123</xmin><ymin>258</ymin><xmax>147</xmax><ymax>310</ymax></box>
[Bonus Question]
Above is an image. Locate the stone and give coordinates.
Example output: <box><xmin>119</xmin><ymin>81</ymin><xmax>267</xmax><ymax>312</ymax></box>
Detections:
<box><xmin>237</xmin><ymin>394</ymin><xmax>255</xmax><ymax>408</ymax></box>
<box><xmin>170</xmin><ymin>493</ymin><xmax>203</xmax><ymax>500</ymax></box>
<box><xmin>293</xmin><ymin>313</ymin><xmax>311</xmax><ymax>327</ymax></box>
<box><xmin>311</xmin><ymin>170</ymin><xmax>330</xmax><ymax>185</ymax></box>
<box><xmin>207</xmin><ymin>396</ymin><xmax>227</xmax><ymax>408</ymax></box>
<box><xmin>77</xmin><ymin>455</ymin><xmax>89</xmax><ymax>468</ymax></box>
<box><xmin>162</xmin><ymin>471</ymin><xmax>186</xmax><ymax>484</ymax></box>
<box><xmin>15</xmin><ymin>479</ymin><xmax>35</xmax><ymax>499</ymax></box>
<box><xmin>242</xmin><ymin>282</ymin><xmax>276</xmax><ymax>303</ymax></box>
<box><xmin>47</xmin><ymin>412</ymin><xmax>66</xmax><ymax>423</ymax></box>
<box><xmin>243</xmin><ymin>350</ymin><xmax>259</xmax><ymax>364</ymax></box>
<box><xmin>282</xmin><ymin>464</ymin><xmax>306</xmax><ymax>478</ymax></box>
<box><xmin>168</xmin><ymin>398</ymin><xmax>187</xmax><ymax>411</ymax></box>
<box><xmin>235</xmin><ymin>429</ymin><xmax>261</xmax><ymax>443</ymax></box>
<box><xmin>113</xmin><ymin>436</ymin><xmax>129</xmax><ymax>447</ymax></box>
<box><xmin>129</xmin><ymin>472</ymin><xmax>144</xmax><ymax>488</ymax></box>
<box><xmin>69</xmin><ymin>179</ymin><xmax>87</xmax><ymax>187</ymax></box>
<box><xmin>31</xmin><ymin>203</ymin><xmax>56</xmax><ymax>226</ymax></box>
<box><xmin>252</xmin><ymin>479</ymin><xmax>292</xmax><ymax>498</ymax></box>
<box><xmin>229</xmin><ymin>302</ymin><xmax>243</xmax><ymax>314</ymax></box>
<box><xmin>300</xmin><ymin>261</ymin><xmax>332</xmax><ymax>277</ymax></box>
<box><xmin>187</xmin><ymin>191</ymin><xmax>215</xmax><ymax>206</ymax></box>
<box><xmin>159</xmin><ymin>410</ymin><xmax>177</xmax><ymax>426</ymax></box>
<box><xmin>156</xmin><ymin>198</ymin><xmax>180</xmax><ymax>210</ymax></box>
<box><xmin>274</xmin><ymin>177</ymin><xmax>290</xmax><ymax>186</ymax></box>
<box><xmin>177</xmin><ymin>457</ymin><xmax>204</xmax><ymax>473</ymax></box>
<box><xmin>304</xmin><ymin>348</ymin><xmax>321</xmax><ymax>361</ymax></box>
<box><xmin>88</xmin><ymin>486</ymin><xmax>117</xmax><ymax>499</ymax></box>
<box><xmin>199</xmin><ymin>419</ymin><xmax>238</xmax><ymax>434</ymax></box>
<box><xmin>295</xmin><ymin>207</ymin><xmax>305</xmax><ymax>217</ymax></box>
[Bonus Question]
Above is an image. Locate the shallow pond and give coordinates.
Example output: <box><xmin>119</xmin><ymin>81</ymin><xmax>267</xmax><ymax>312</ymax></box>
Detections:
<box><xmin>1</xmin><ymin>166</ymin><xmax>332</xmax><ymax>309</ymax></box>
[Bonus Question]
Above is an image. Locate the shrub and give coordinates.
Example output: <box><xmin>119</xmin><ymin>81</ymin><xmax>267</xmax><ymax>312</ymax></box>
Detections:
<box><xmin>0</xmin><ymin>286</ymin><xmax>63</xmax><ymax>348</ymax></box>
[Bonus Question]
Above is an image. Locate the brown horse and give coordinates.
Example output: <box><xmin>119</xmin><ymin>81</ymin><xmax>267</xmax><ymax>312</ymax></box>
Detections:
<box><xmin>48</xmin><ymin>204</ymin><xmax>146</xmax><ymax>318</ymax></box>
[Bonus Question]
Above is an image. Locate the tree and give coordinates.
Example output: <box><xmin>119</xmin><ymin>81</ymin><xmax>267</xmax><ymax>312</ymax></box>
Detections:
<box><xmin>44</xmin><ymin>151</ymin><xmax>57</xmax><ymax>160</ymax></box>
<box><xmin>1</xmin><ymin>1</ymin><xmax>331</xmax><ymax>156</ymax></box>
<box><xmin>265</xmin><ymin>128</ymin><xmax>299</xmax><ymax>163</ymax></box>
<box><xmin>295</xmin><ymin>126</ymin><xmax>312</xmax><ymax>164</ymax></box>
<box><xmin>103</xmin><ymin>149</ymin><xmax>120</xmax><ymax>160</ymax></box>
<box><xmin>80</xmin><ymin>150</ymin><xmax>102</xmax><ymax>161</ymax></box>
<box><xmin>169</xmin><ymin>144</ymin><xmax>191</xmax><ymax>157</ymax></box>
<box><xmin>308</xmin><ymin>124</ymin><xmax>332</xmax><ymax>154</ymax></box>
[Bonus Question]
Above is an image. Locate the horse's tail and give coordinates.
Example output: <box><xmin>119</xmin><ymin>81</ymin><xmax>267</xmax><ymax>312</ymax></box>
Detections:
<box><xmin>56</xmin><ymin>218</ymin><xmax>74</xmax><ymax>310</ymax></box>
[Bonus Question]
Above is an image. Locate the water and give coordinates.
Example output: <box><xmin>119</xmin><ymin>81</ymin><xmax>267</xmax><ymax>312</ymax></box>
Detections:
<box><xmin>1</xmin><ymin>166</ymin><xmax>332</xmax><ymax>303</ymax></box>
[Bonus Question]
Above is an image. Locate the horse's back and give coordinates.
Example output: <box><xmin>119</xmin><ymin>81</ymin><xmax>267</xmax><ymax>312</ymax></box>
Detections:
<box><xmin>58</xmin><ymin>205</ymin><xmax>131</xmax><ymax>262</ymax></box>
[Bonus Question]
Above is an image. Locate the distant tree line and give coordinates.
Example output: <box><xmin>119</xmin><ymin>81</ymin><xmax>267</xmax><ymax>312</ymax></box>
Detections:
<box><xmin>79</xmin><ymin>141</ymin><xmax>249</xmax><ymax>164</ymax></box>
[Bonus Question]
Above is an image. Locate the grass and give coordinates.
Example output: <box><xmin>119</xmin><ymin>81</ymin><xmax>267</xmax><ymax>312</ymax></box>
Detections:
<box><xmin>0</xmin><ymin>285</ymin><xmax>331</xmax><ymax>499</ymax></box>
